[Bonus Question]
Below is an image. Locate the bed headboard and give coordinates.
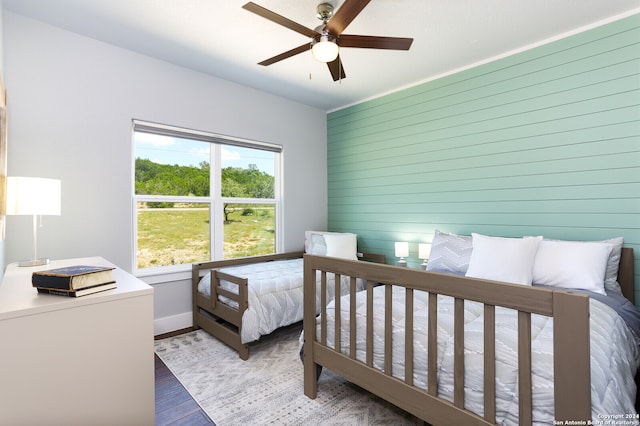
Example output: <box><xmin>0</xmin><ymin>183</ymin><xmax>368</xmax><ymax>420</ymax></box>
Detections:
<box><xmin>619</xmin><ymin>247</ymin><xmax>635</xmax><ymax>304</ymax></box>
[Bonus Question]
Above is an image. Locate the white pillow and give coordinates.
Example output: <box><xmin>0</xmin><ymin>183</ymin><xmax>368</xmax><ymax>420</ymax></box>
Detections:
<box><xmin>304</xmin><ymin>232</ymin><xmax>328</xmax><ymax>255</ymax></box>
<box><xmin>323</xmin><ymin>233</ymin><xmax>358</xmax><ymax>260</ymax></box>
<box><xmin>304</xmin><ymin>231</ymin><xmax>358</xmax><ymax>260</ymax></box>
<box><xmin>532</xmin><ymin>240</ymin><xmax>613</xmax><ymax>295</ymax></box>
<box><xmin>536</xmin><ymin>237</ymin><xmax>624</xmax><ymax>294</ymax></box>
<box><xmin>465</xmin><ymin>234</ymin><xmax>542</xmax><ymax>285</ymax></box>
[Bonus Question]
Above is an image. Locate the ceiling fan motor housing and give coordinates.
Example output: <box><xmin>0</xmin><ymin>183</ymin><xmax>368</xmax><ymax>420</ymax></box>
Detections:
<box><xmin>316</xmin><ymin>3</ymin><xmax>334</xmax><ymax>22</ymax></box>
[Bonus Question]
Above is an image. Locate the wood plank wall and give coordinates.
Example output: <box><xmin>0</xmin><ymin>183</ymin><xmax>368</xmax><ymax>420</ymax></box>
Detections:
<box><xmin>327</xmin><ymin>14</ymin><xmax>640</xmax><ymax>302</ymax></box>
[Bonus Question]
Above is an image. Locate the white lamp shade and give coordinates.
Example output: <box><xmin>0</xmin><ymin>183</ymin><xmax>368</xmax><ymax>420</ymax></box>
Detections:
<box><xmin>6</xmin><ymin>177</ymin><xmax>61</xmax><ymax>216</ymax></box>
<box><xmin>419</xmin><ymin>243</ymin><xmax>432</xmax><ymax>260</ymax></box>
<box><xmin>394</xmin><ymin>241</ymin><xmax>409</xmax><ymax>258</ymax></box>
<box><xmin>312</xmin><ymin>37</ymin><xmax>339</xmax><ymax>62</ymax></box>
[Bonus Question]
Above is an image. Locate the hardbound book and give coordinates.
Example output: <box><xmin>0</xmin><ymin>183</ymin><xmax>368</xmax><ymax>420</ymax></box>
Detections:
<box><xmin>32</xmin><ymin>265</ymin><xmax>115</xmax><ymax>291</ymax></box>
<box><xmin>36</xmin><ymin>281</ymin><xmax>117</xmax><ymax>297</ymax></box>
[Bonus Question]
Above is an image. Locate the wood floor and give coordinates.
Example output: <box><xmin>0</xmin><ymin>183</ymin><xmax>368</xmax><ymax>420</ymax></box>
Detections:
<box><xmin>155</xmin><ymin>330</ymin><xmax>215</xmax><ymax>426</ymax></box>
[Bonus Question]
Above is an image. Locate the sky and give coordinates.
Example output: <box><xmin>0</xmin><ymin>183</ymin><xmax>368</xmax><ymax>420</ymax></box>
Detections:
<box><xmin>134</xmin><ymin>132</ymin><xmax>275</xmax><ymax>175</ymax></box>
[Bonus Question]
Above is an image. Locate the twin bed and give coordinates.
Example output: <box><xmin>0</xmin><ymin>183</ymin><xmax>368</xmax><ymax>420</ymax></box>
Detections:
<box><xmin>192</xmin><ymin>230</ymin><xmax>640</xmax><ymax>424</ymax></box>
<box><xmin>192</xmin><ymin>231</ymin><xmax>384</xmax><ymax>360</ymax></box>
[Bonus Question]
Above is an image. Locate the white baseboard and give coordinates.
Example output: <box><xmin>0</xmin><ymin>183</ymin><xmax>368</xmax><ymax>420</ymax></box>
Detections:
<box><xmin>154</xmin><ymin>312</ymin><xmax>193</xmax><ymax>336</ymax></box>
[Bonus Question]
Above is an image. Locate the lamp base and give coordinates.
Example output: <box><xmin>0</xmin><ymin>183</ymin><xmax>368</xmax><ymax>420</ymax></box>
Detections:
<box><xmin>17</xmin><ymin>258</ymin><xmax>50</xmax><ymax>267</ymax></box>
<box><xmin>396</xmin><ymin>259</ymin><xmax>407</xmax><ymax>267</ymax></box>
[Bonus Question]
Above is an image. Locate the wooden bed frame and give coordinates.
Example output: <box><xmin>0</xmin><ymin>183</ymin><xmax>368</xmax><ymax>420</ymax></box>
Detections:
<box><xmin>192</xmin><ymin>251</ymin><xmax>385</xmax><ymax>360</ymax></box>
<box><xmin>302</xmin><ymin>247</ymin><xmax>636</xmax><ymax>425</ymax></box>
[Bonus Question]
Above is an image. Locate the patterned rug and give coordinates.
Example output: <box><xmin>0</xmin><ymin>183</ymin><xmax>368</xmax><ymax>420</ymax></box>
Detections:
<box><xmin>154</xmin><ymin>324</ymin><xmax>416</xmax><ymax>425</ymax></box>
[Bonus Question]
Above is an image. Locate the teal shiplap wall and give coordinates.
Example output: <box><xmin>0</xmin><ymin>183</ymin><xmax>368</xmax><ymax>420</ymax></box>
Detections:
<box><xmin>327</xmin><ymin>14</ymin><xmax>640</xmax><ymax>300</ymax></box>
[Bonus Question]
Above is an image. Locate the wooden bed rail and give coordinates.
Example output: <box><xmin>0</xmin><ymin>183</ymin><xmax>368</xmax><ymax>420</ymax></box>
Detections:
<box><xmin>356</xmin><ymin>251</ymin><xmax>386</xmax><ymax>264</ymax></box>
<box><xmin>302</xmin><ymin>254</ymin><xmax>592</xmax><ymax>425</ymax></box>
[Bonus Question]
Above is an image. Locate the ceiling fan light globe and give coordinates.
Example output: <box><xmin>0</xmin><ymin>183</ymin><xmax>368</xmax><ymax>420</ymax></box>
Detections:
<box><xmin>312</xmin><ymin>35</ymin><xmax>339</xmax><ymax>63</ymax></box>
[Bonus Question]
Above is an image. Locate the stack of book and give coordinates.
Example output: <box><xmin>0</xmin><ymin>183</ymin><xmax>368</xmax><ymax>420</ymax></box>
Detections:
<box><xmin>32</xmin><ymin>265</ymin><xmax>116</xmax><ymax>297</ymax></box>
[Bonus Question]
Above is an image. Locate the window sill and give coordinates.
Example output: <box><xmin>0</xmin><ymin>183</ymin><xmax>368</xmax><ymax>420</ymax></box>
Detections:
<box><xmin>135</xmin><ymin>265</ymin><xmax>191</xmax><ymax>285</ymax></box>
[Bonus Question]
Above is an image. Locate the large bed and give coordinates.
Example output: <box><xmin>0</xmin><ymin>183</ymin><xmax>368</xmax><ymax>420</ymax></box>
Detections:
<box><xmin>302</xmin><ymin>232</ymin><xmax>639</xmax><ymax>425</ymax></box>
<box><xmin>192</xmin><ymin>231</ymin><xmax>384</xmax><ymax>359</ymax></box>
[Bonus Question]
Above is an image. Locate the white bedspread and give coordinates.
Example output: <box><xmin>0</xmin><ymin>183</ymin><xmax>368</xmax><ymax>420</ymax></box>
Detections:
<box><xmin>198</xmin><ymin>258</ymin><xmax>365</xmax><ymax>344</ymax></box>
<box><xmin>318</xmin><ymin>285</ymin><xmax>640</xmax><ymax>425</ymax></box>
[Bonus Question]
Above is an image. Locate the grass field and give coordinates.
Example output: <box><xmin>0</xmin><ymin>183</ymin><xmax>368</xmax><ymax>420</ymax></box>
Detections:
<box><xmin>137</xmin><ymin>204</ymin><xmax>275</xmax><ymax>269</ymax></box>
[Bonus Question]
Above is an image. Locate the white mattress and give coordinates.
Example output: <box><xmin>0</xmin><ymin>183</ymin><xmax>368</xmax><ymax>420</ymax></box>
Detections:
<box><xmin>316</xmin><ymin>285</ymin><xmax>640</xmax><ymax>425</ymax></box>
<box><xmin>198</xmin><ymin>258</ymin><xmax>365</xmax><ymax>344</ymax></box>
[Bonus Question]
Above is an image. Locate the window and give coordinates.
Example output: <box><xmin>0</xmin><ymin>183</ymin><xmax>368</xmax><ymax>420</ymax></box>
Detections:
<box><xmin>132</xmin><ymin>121</ymin><xmax>282</xmax><ymax>271</ymax></box>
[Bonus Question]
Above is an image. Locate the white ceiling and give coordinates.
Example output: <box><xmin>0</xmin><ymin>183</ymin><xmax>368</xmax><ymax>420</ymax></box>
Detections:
<box><xmin>4</xmin><ymin>0</ymin><xmax>640</xmax><ymax>111</ymax></box>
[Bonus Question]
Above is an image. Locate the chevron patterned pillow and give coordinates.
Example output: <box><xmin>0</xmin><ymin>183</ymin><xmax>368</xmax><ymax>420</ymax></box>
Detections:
<box><xmin>426</xmin><ymin>229</ymin><xmax>473</xmax><ymax>275</ymax></box>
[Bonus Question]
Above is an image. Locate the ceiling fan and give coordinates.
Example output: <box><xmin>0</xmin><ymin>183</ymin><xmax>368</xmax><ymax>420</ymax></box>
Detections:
<box><xmin>242</xmin><ymin>1</ymin><xmax>413</xmax><ymax>81</ymax></box>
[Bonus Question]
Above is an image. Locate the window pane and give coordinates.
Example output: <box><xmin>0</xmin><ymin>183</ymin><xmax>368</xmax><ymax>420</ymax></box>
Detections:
<box><xmin>221</xmin><ymin>145</ymin><xmax>274</xmax><ymax>199</ymax></box>
<box><xmin>223</xmin><ymin>203</ymin><xmax>275</xmax><ymax>258</ymax></box>
<box><xmin>135</xmin><ymin>132</ymin><xmax>210</xmax><ymax>196</ymax></box>
<box><xmin>137</xmin><ymin>202</ymin><xmax>210</xmax><ymax>268</ymax></box>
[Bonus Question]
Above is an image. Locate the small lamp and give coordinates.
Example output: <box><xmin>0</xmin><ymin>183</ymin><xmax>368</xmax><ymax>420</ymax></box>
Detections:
<box><xmin>395</xmin><ymin>241</ymin><xmax>409</xmax><ymax>267</ymax></box>
<box><xmin>419</xmin><ymin>243</ymin><xmax>432</xmax><ymax>270</ymax></box>
<box><xmin>6</xmin><ymin>176</ymin><xmax>61</xmax><ymax>267</ymax></box>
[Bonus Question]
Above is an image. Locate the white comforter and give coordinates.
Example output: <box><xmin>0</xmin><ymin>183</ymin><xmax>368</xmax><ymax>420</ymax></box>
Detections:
<box><xmin>198</xmin><ymin>258</ymin><xmax>365</xmax><ymax>344</ymax></box>
<box><xmin>319</xmin><ymin>285</ymin><xmax>640</xmax><ymax>425</ymax></box>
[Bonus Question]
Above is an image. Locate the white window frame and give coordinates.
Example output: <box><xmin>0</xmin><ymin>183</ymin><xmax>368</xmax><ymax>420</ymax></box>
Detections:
<box><xmin>131</xmin><ymin>120</ymin><xmax>283</xmax><ymax>274</ymax></box>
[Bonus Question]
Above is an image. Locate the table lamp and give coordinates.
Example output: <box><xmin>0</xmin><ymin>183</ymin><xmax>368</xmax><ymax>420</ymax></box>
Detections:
<box><xmin>6</xmin><ymin>176</ymin><xmax>61</xmax><ymax>266</ymax></box>
<box><xmin>419</xmin><ymin>243</ymin><xmax>431</xmax><ymax>270</ymax></box>
<box><xmin>395</xmin><ymin>241</ymin><xmax>409</xmax><ymax>267</ymax></box>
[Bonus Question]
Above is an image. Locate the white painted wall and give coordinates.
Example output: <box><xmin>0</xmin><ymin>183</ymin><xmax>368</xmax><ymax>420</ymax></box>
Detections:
<box><xmin>3</xmin><ymin>12</ymin><xmax>328</xmax><ymax>334</ymax></box>
<box><xmin>0</xmin><ymin>0</ymin><xmax>6</xmax><ymax>278</ymax></box>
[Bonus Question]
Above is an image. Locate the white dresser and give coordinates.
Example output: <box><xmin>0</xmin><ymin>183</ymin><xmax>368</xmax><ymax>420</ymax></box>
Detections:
<box><xmin>0</xmin><ymin>257</ymin><xmax>155</xmax><ymax>425</ymax></box>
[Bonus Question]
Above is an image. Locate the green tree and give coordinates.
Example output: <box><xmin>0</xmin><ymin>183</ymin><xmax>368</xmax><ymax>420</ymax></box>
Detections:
<box><xmin>135</xmin><ymin>158</ymin><xmax>211</xmax><ymax>197</ymax></box>
<box><xmin>135</xmin><ymin>159</ymin><xmax>275</xmax><ymax>216</ymax></box>
<box><xmin>219</xmin><ymin>165</ymin><xmax>274</xmax><ymax>222</ymax></box>
<box><xmin>221</xmin><ymin>178</ymin><xmax>246</xmax><ymax>222</ymax></box>
<box><xmin>221</xmin><ymin>164</ymin><xmax>274</xmax><ymax>198</ymax></box>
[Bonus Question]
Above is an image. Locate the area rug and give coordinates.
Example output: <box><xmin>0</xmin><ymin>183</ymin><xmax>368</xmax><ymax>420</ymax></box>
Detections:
<box><xmin>154</xmin><ymin>324</ymin><xmax>416</xmax><ymax>425</ymax></box>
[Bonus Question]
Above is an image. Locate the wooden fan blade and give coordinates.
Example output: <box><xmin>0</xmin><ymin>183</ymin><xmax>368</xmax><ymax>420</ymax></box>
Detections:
<box><xmin>258</xmin><ymin>43</ymin><xmax>310</xmax><ymax>66</ymax></box>
<box><xmin>339</xmin><ymin>34</ymin><xmax>413</xmax><ymax>50</ymax></box>
<box><xmin>327</xmin><ymin>55</ymin><xmax>346</xmax><ymax>81</ymax></box>
<box><xmin>243</xmin><ymin>2</ymin><xmax>317</xmax><ymax>38</ymax></box>
<box><xmin>325</xmin><ymin>0</ymin><xmax>371</xmax><ymax>36</ymax></box>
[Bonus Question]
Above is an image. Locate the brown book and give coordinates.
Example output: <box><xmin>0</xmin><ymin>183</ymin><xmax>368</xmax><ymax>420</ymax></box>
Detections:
<box><xmin>32</xmin><ymin>265</ymin><xmax>115</xmax><ymax>291</ymax></box>
<box><xmin>36</xmin><ymin>281</ymin><xmax>117</xmax><ymax>297</ymax></box>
